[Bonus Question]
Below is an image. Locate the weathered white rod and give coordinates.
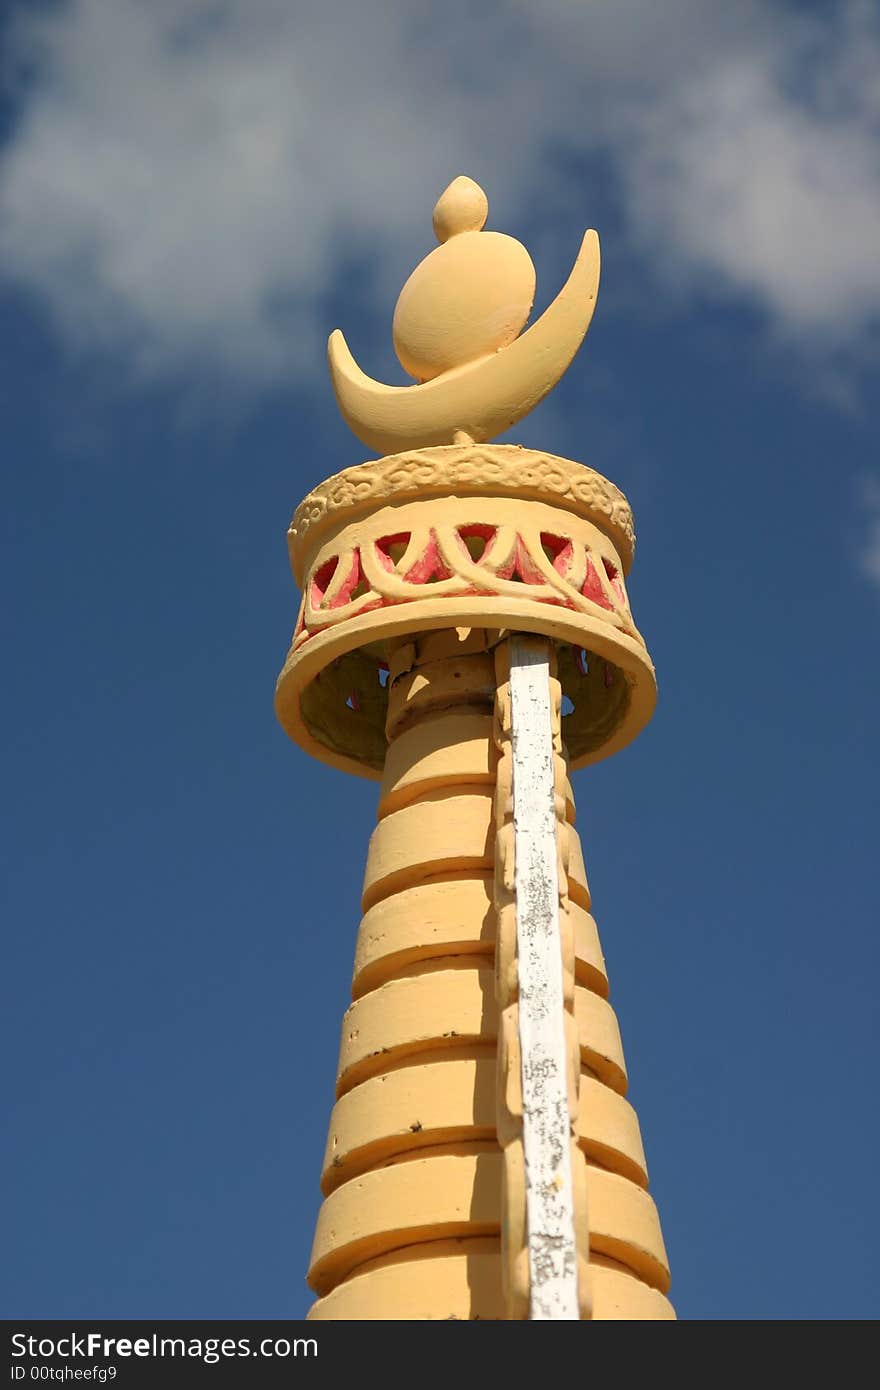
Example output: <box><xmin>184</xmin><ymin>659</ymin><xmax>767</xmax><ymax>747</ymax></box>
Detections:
<box><xmin>509</xmin><ymin>635</ymin><xmax>580</xmax><ymax>1320</ymax></box>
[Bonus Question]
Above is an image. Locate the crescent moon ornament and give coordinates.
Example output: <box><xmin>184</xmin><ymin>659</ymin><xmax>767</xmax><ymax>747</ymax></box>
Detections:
<box><xmin>327</xmin><ymin>175</ymin><xmax>601</xmax><ymax>456</ymax></box>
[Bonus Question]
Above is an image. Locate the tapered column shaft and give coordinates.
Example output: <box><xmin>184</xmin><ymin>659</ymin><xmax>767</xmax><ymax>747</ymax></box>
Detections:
<box><xmin>305</xmin><ymin>630</ymin><xmax>673</xmax><ymax>1320</ymax></box>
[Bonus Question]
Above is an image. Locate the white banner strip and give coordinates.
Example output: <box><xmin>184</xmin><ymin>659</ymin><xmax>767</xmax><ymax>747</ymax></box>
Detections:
<box><xmin>509</xmin><ymin>635</ymin><xmax>579</xmax><ymax>1320</ymax></box>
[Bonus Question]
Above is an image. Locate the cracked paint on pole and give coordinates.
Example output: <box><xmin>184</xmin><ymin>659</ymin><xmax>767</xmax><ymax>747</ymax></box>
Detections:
<box><xmin>509</xmin><ymin>635</ymin><xmax>580</xmax><ymax>1320</ymax></box>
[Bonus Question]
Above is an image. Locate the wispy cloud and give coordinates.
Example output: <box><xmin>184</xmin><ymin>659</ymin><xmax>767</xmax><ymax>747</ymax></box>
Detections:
<box><xmin>0</xmin><ymin>0</ymin><xmax>877</xmax><ymax>386</ymax></box>
<box><xmin>617</xmin><ymin>3</ymin><xmax>880</xmax><ymax>345</ymax></box>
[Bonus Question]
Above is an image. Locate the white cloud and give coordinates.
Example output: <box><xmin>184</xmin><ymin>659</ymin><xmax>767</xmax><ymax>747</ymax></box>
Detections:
<box><xmin>0</xmin><ymin>0</ymin><xmax>877</xmax><ymax>384</ymax></box>
<box><xmin>618</xmin><ymin>4</ymin><xmax>880</xmax><ymax>342</ymax></box>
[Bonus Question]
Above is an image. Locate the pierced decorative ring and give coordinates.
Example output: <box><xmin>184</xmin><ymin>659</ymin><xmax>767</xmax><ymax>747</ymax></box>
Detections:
<box><xmin>276</xmin><ymin>445</ymin><xmax>655</xmax><ymax>778</ymax></box>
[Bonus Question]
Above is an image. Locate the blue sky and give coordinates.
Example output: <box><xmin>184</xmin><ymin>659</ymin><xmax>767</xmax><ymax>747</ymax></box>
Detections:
<box><xmin>2</xmin><ymin>0</ymin><xmax>879</xmax><ymax>1321</ymax></box>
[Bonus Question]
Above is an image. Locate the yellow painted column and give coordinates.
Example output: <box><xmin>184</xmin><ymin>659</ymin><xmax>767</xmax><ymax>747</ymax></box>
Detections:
<box><xmin>302</xmin><ymin>630</ymin><xmax>672</xmax><ymax>1318</ymax></box>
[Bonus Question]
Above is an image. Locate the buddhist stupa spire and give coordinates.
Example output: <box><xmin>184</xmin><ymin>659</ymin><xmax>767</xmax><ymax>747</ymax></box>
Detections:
<box><xmin>275</xmin><ymin>176</ymin><xmax>673</xmax><ymax>1320</ymax></box>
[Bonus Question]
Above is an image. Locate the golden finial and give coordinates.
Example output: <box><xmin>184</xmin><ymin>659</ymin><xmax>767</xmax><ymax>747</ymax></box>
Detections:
<box><xmin>328</xmin><ymin>176</ymin><xmax>601</xmax><ymax>455</ymax></box>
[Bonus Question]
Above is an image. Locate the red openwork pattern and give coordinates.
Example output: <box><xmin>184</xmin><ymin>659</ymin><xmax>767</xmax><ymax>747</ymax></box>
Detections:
<box><xmin>293</xmin><ymin>522</ymin><xmax>637</xmax><ymax>649</ymax></box>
